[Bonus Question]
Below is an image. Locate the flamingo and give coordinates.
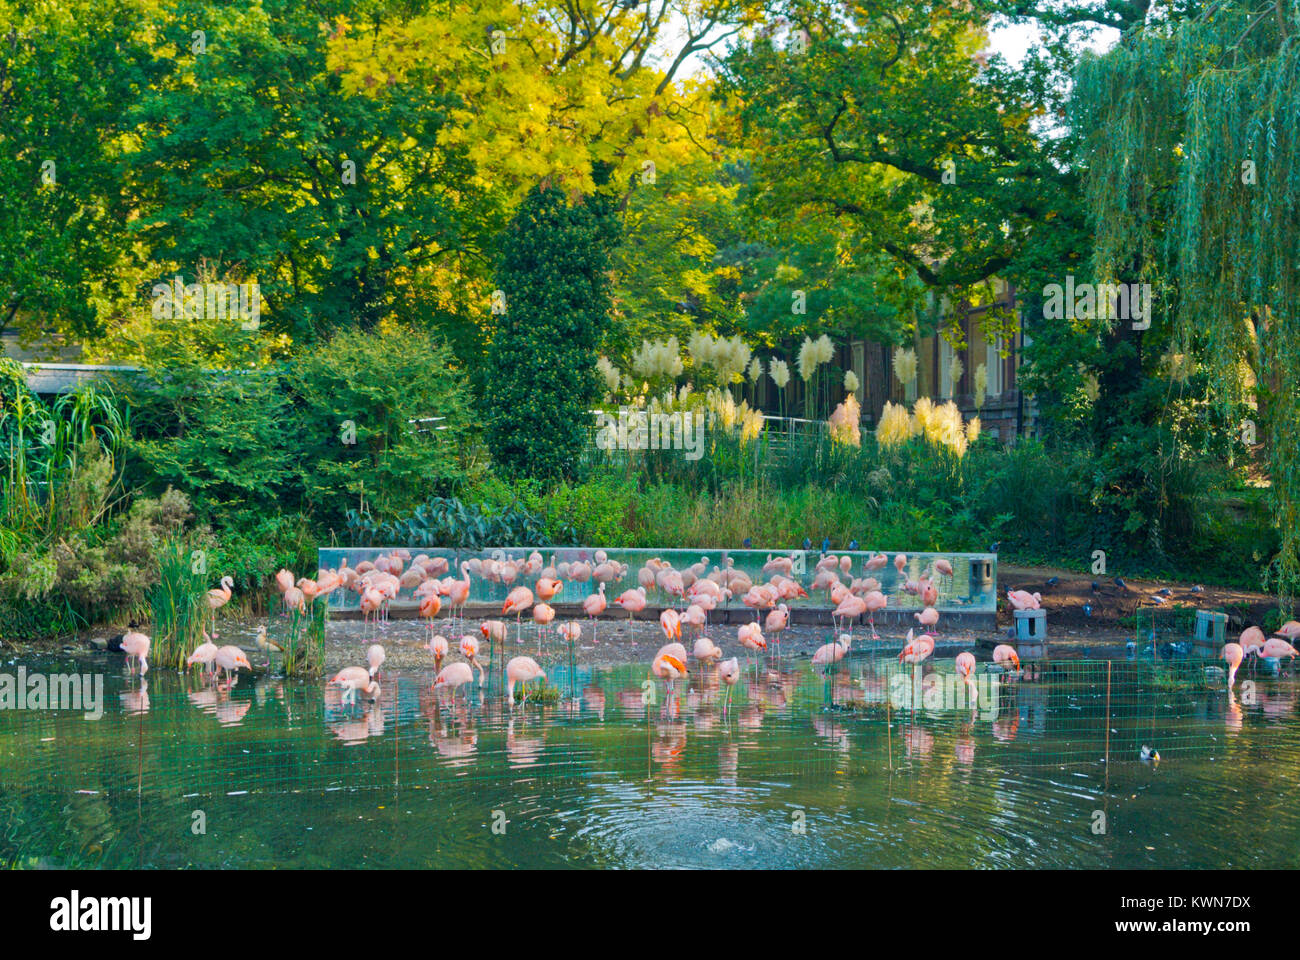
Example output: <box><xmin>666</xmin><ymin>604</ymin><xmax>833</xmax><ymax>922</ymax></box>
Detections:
<box><xmin>506</xmin><ymin>656</ymin><xmax>546</xmax><ymax>705</ymax></box>
<box><xmin>811</xmin><ymin>634</ymin><xmax>851</xmax><ymax>673</ymax></box>
<box><xmin>274</xmin><ymin>568</ymin><xmax>294</xmax><ymax>593</ymax></box>
<box><xmin>418</xmin><ymin>592</ymin><xmax>442</xmax><ymax>640</ymax></box>
<box><xmin>992</xmin><ymin>644</ymin><xmax>1021</xmax><ymax>673</ymax></box>
<box><xmin>186</xmin><ymin>637</ymin><xmax>218</xmax><ymax>678</ymax></box>
<box><xmin>532</xmin><ymin>602</ymin><xmax>556</xmax><ymax>646</ymax></box>
<box><xmin>832</xmin><ymin>594</ymin><xmax>866</xmax><ymax>637</ymax></box>
<box><xmin>894</xmin><ymin>553</ymin><xmax>907</xmax><ymax>575</ymax></box>
<box><xmin>427</xmin><ymin>635</ymin><xmax>449</xmax><ymax>670</ymax></box>
<box><xmin>557</xmin><ymin>621</ymin><xmax>582</xmax><ymax>647</ymax></box>
<box><xmin>614</xmin><ymin>587</ymin><xmax>647</xmax><ymax>641</ymax></box>
<box><xmin>206</xmin><ymin>575</ymin><xmax>234</xmax><ymax>638</ymax></box>
<box><xmin>933</xmin><ymin>558</ymin><xmax>954</xmax><ymax>578</ymax></box>
<box><xmin>898</xmin><ymin>629</ymin><xmax>934</xmax><ymax>665</ymax></box>
<box><xmin>660</xmin><ymin>608</ymin><xmax>682</xmax><ymax>642</ymax></box>
<box><xmin>1240</xmin><ymin>626</ymin><xmax>1266</xmax><ymax>672</ymax></box>
<box><xmin>331</xmin><ymin>666</ymin><xmax>380</xmax><ymax>705</ymax></box>
<box><xmin>915</xmin><ymin>606</ymin><xmax>940</xmax><ymax>631</ymax></box>
<box><xmin>738</xmin><ymin>622</ymin><xmax>766</xmax><ymax>677</ymax></box>
<box><xmin>367</xmin><ymin>643</ymin><xmax>386</xmax><ymax>679</ymax></box>
<box><xmin>718</xmin><ymin>657</ymin><xmax>740</xmax><ymax>714</ymax></box>
<box><xmin>503</xmin><ymin>586</ymin><xmax>535</xmax><ymax>644</ymax></box>
<box><xmin>122</xmin><ymin>631</ymin><xmax>150</xmax><ymax>676</ymax></box>
<box><xmin>956</xmin><ymin>651</ymin><xmax>978</xmax><ymax>706</ymax></box>
<box><xmin>693</xmin><ymin>636</ymin><xmax>722</xmax><ymax>662</ymax></box>
<box><xmin>651</xmin><ymin>645</ymin><xmax>689</xmax><ymax>694</ymax></box>
<box><xmin>583</xmin><ymin>581</ymin><xmax>608</xmax><ymax>629</ymax></box>
<box><xmin>863</xmin><ymin>590</ymin><xmax>888</xmax><ymax>638</ymax></box>
<box><xmin>536</xmin><ymin>577</ymin><xmax>563</xmax><ymax>604</ymax></box>
<box><xmin>1261</xmin><ymin>637</ymin><xmax>1299</xmax><ymax>672</ymax></box>
<box><xmin>214</xmin><ymin>645</ymin><xmax>251</xmax><ymax>684</ymax></box>
<box><xmin>460</xmin><ymin>636</ymin><xmax>486</xmax><ymax>686</ymax></box>
<box><xmin>764</xmin><ymin>603</ymin><xmax>790</xmax><ymax>656</ymax></box>
<box><xmin>444</xmin><ymin>563</ymin><xmax>472</xmax><ymax>636</ymax></box>
<box><xmin>1223</xmin><ymin>642</ymin><xmax>1244</xmax><ymax>688</ymax></box>
<box><xmin>1277</xmin><ymin>620</ymin><xmax>1300</xmax><ymax>640</ymax></box>
<box><xmin>683</xmin><ymin>603</ymin><xmax>708</xmax><ymax>637</ymax></box>
<box><xmin>434</xmin><ymin>662</ymin><xmax>474</xmax><ymax>702</ymax></box>
<box><xmin>865</xmin><ymin>553</ymin><xmax>888</xmax><ymax>572</ymax></box>
<box><xmin>1006</xmin><ymin>590</ymin><xmax>1042</xmax><ymax>611</ymax></box>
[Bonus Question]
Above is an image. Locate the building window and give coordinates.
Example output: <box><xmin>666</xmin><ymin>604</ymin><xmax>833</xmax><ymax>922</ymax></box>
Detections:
<box><xmin>939</xmin><ymin>339</ymin><xmax>956</xmax><ymax>399</ymax></box>
<box><xmin>851</xmin><ymin>343</ymin><xmax>865</xmax><ymax>403</ymax></box>
<box><xmin>987</xmin><ymin>335</ymin><xmax>1004</xmax><ymax>398</ymax></box>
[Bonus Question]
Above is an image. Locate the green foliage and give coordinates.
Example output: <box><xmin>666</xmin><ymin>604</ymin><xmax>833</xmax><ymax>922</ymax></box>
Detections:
<box><xmin>148</xmin><ymin>539</ymin><xmax>210</xmax><ymax>670</ymax></box>
<box><xmin>289</xmin><ymin>322</ymin><xmax>476</xmax><ymax>524</ymax></box>
<box><xmin>482</xmin><ymin>181</ymin><xmax>620</xmax><ymax>479</ymax></box>
<box><xmin>347</xmin><ymin>495</ymin><xmax>571</xmax><ymax>550</ymax></box>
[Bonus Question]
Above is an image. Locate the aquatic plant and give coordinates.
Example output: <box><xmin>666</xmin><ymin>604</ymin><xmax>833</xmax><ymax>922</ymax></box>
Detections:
<box><xmin>148</xmin><ymin>540</ymin><xmax>209</xmax><ymax>670</ymax></box>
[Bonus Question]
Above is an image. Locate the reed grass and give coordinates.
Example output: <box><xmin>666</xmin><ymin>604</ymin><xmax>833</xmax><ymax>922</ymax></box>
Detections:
<box><xmin>148</xmin><ymin>540</ymin><xmax>209</xmax><ymax>669</ymax></box>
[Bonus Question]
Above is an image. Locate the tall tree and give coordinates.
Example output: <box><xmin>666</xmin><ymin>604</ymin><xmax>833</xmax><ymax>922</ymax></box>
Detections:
<box><xmin>483</xmin><ymin>179</ymin><xmax>620</xmax><ymax>478</ymax></box>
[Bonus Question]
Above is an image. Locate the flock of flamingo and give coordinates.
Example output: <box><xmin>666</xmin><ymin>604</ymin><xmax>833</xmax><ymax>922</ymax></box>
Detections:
<box><xmin>108</xmin><ymin>547</ymin><xmax>1298</xmax><ymax>715</ymax></box>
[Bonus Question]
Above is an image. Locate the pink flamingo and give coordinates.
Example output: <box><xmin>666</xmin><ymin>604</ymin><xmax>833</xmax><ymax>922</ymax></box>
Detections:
<box><xmin>206</xmin><ymin>575</ymin><xmax>234</xmax><ymax>638</ymax></box>
<box><xmin>1261</xmin><ymin>637</ymin><xmax>1298</xmax><ymax>673</ymax></box>
<box><xmin>122</xmin><ymin>631</ymin><xmax>150</xmax><ymax>676</ymax></box>
<box><xmin>898</xmin><ymin>629</ymin><xmax>934</xmax><ymax>665</ymax></box>
<box><xmin>915</xmin><ymin>606</ymin><xmax>940</xmax><ymax>632</ymax></box>
<box><xmin>433</xmin><ymin>662</ymin><xmax>474</xmax><ymax>703</ymax></box>
<box><xmin>864</xmin><ymin>590</ymin><xmax>888</xmax><ymax>638</ymax></box>
<box><xmin>956</xmin><ymin>651</ymin><xmax>978</xmax><ymax>706</ymax></box>
<box><xmin>718</xmin><ymin>657</ymin><xmax>740</xmax><ymax>714</ymax></box>
<box><xmin>366</xmin><ymin>643</ymin><xmax>386</xmax><ymax>680</ymax></box>
<box><xmin>992</xmin><ymin>644</ymin><xmax>1021</xmax><ymax>673</ymax></box>
<box><xmin>765</xmin><ymin>603</ymin><xmax>790</xmax><ymax>656</ymax></box>
<box><xmin>693</xmin><ymin>636</ymin><xmax>722</xmax><ymax>662</ymax></box>
<box><xmin>427</xmin><ymin>635</ymin><xmax>449</xmax><ymax>671</ymax></box>
<box><xmin>214</xmin><ymin>645</ymin><xmax>251</xmax><ymax>685</ymax></box>
<box><xmin>865</xmin><ymin>553</ymin><xmax>888</xmax><ymax>572</ymax></box>
<box><xmin>532</xmin><ymin>602</ymin><xmax>556</xmax><ymax>646</ymax></box>
<box><xmin>614</xmin><ymin>587</ymin><xmax>647</xmax><ymax>642</ymax></box>
<box><xmin>659</xmin><ymin>608</ymin><xmax>682</xmax><ymax>642</ymax></box>
<box><xmin>583</xmin><ymin>581</ymin><xmax>608</xmax><ymax>638</ymax></box>
<box><xmin>1222</xmin><ymin>642</ymin><xmax>1243</xmax><ymax>688</ymax></box>
<box><xmin>186</xmin><ymin>637</ymin><xmax>218</xmax><ymax>678</ymax></box>
<box><xmin>506</xmin><ymin>656</ymin><xmax>546</xmax><ymax>705</ymax></box>
<box><xmin>738</xmin><ymin>622</ymin><xmax>766</xmax><ymax>676</ymax></box>
<box><xmin>503</xmin><ymin>586</ymin><xmax>535</xmax><ymax>644</ymax></box>
<box><xmin>331</xmin><ymin>665</ymin><xmax>380</xmax><ymax>705</ymax></box>
<box><xmin>651</xmin><ymin>643</ymin><xmax>689</xmax><ymax>694</ymax></box>
<box><xmin>811</xmin><ymin>634</ymin><xmax>850</xmax><ymax>673</ymax></box>
<box><xmin>832</xmin><ymin>594</ymin><xmax>866</xmax><ymax>638</ymax></box>
<box><xmin>418</xmin><ymin>592</ymin><xmax>442</xmax><ymax>640</ymax></box>
<box><xmin>459</xmin><ymin>636</ymin><xmax>486</xmax><ymax>686</ymax></box>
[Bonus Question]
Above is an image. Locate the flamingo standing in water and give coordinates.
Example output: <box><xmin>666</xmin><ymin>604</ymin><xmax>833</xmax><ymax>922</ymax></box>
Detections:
<box><xmin>898</xmin><ymin>629</ymin><xmax>934</xmax><ymax>665</ymax></box>
<box><xmin>122</xmin><ymin>631</ymin><xmax>150</xmax><ymax>676</ymax></box>
<box><xmin>367</xmin><ymin>643</ymin><xmax>386</xmax><ymax>680</ymax></box>
<box><xmin>434</xmin><ymin>662</ymin><xmax>474</xmax><ymax>702</ymax></box>
<box><xmin>1222</xmin><ymin>642</ymin><xmax>1244</xmax><ymax>688</ymax></box>
<box><xmin>832</xmin><ymin>594</ymin><xmax>865</xmax><ymax>639</ymax></box>
<box><xmin>331</xmin><ymin>666</ymin><xmax>380</xmax><ymax>705</ymax></box>
<box><xmin>915</xmin><ymin>606</ymin><xmax>940</xmax><ymax>633</ymax></box>
<box><xmin>206</xmin><ymin>575</ymin><xmax>234</xmax><ymax>639</ymax></box>
<box><xmin>186</xmin><ymin>637</ymin><xmax>218</xmax><ymax>678</ymax></box>
<box><xmin>693</xmin><ymin>636</ymin><xmax>722</xmax><ymax>663</ymax></box>
<box><xmin>506</xmin><ymin>656</ymin><xmax>546</xmax><ymax>705</ymax></box>
<box><xmin>214</xmin><ymin>644</ymin><xmax>251</xmax><ymax>685</ymax></box>
<box><xmin>992</xmin><ymin>644</ymin><xmax>1021</xmax><ymax>674</ymax></box>
<box><xmin>1261</xmin><ymin>637</ymin><xmax>1299</xmax><ymax>673</ymax></box>
<box><xmin>811</xmin><ymin>634</ymin><xmax>851</xmax><ymax>674</ymax></box>
<box><xmin>955</xmin><ymin>651</ymin><xmax>978</xmax><ymax>707</ymax></box>
<box><xmin>427</xmin><ymin>635</ymin><xmax>449</xmax><ymax>671</ymax></box>
<box><xmin>443</xmin><ymin>563</ymin><xmax>472</xmax><ymax>637</ymax></box>
<box><xmin>1240</xmin><ymin>626</ymin><xmax>1266</xmax><ymax>673</ymax></box>
<box><xmin>718</xmin><ymin>657</ymin><xmax>740</xmax><ymax>714</ymax></box>
<box><xmin>651</xmin><ymin>644</ymin><xmax>689</xmax><ymax>695</ymax></box>
<box><xmin>460</xmin><ymin>636</ymin><xmax>486</xmax><ymax>686</ymax></box>
<box><xmin>660</xmin><ymin>608</ymin><xmax>682</xmax><ymax>642</ymax></box>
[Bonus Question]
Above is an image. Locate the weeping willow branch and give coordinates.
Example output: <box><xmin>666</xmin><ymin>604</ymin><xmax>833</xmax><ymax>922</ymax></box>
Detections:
<box><xmin>1075</xmin><ymin>0</ymin><xmax>1300</xmax><ymax>600</ymax></box>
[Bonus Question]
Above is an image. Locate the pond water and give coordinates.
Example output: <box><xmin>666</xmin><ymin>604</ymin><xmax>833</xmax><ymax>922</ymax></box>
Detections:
<box><xmin>1</xmin><ymin>650</ymin><xmax>1297</xmax><ymax>869</ymax></box>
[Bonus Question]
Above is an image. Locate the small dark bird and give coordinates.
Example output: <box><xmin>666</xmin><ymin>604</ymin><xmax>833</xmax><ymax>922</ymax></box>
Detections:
<box><xmin>848</xmin><ymin>539</ymin><xmax>858</xmax><ymax>551</ymax></box>
<box><xmin>988</xmin><ymin>541</ymin><xmax>1000</xmax><ymax>553</ymax></box>
<box><xmin>802</xmin><ymin>538</ymin><xmax>812</xmax><ymax>551</ymax></box>
<box><xmin>1125</xmin><ymin>640</ymin><xmax>1137</xmax><ymax>659</ymax></box>
<box><xmin>1045</xmin><ymin>576</ymin><xmax>1059</xmax><ymax>587</ymax></box>
<box><xmin>821</xmin><ymin>537</ymin><xmax>831</xmax><ymax>553</ymax></box>
<box><xmin>1155</xmin><ymin>587</ymin><xmax>1172</xmax><ymax>597</ymax></box>
<box><xmin>1082</xmin><ymin>603</ymin><xmax>1093</xmax><ymax>617</ymax></box>
<box><xmin>742</xmin><ymin>537</ymin><xmax>752</xmax><ymax>549</ymax></box>
<box><xmin>1140</xmin><ymin>745</ymin><xmax>1160</xmax><ymax>764</ymax></box>
<box><xmin>1091</xmin><ymin>581</ymin><xmax>1100</xmax><ymax>592</ymax></box>
<box><xmin>1114</xmin><ymin>577</ymin><xmax>1128</xmax><ymax>589</ymax></box>
<box><xmin>1191</xmin><ymin>585</ymin><xmax>1204</xmax><ymax>593</ymax></box>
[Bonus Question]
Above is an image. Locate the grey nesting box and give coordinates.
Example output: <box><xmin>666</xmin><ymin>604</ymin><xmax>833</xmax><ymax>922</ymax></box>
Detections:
<box><xmin>1192</xmin><ymin>610</ymin><xmax>1227</xmax><ymax>658</ymax></box>
<box><xmin>1014</xmin><ymin>608</ymin><xmax>1047</xmax><ymax>659</ymax></box>
<box><xmin>971</xmin><ymin>559</ymin><xmax>994</xmax><ymax>588</ymax></box>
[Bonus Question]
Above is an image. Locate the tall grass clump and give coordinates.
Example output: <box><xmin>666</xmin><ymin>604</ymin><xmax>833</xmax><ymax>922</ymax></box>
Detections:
<box><xmin>277</xmin><ymin>597</ymin><xmax>327</xmax><ymax>677</ymax></box>
<box><xmin>148</xmin><ymin>540</ymin><xmax>209</xmax><ymax>669</ymax></box>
